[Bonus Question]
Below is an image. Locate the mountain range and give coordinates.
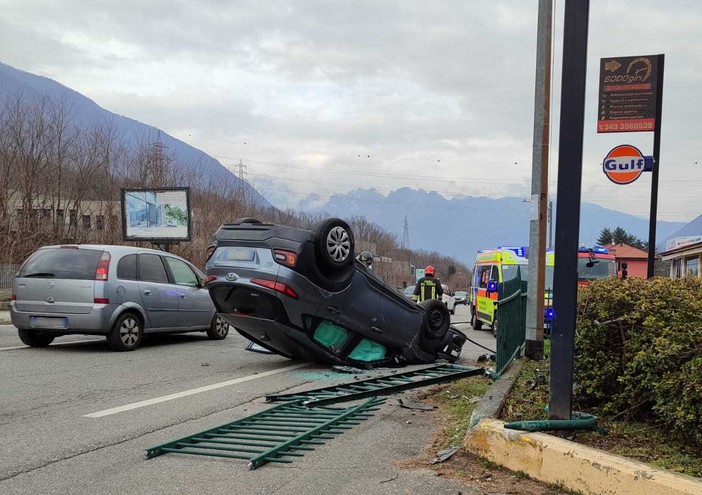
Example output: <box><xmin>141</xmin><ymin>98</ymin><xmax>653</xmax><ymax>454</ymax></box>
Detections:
<box><xmin>301</xmin><ymin>187</ymin><xmax>688</xmax><ymax>266</ymax></box>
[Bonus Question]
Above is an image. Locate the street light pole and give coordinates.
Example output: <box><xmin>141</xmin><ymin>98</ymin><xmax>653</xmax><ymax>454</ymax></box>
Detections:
<box><xmin>525</xmin><ymin>0</ymin><xmax>553</xmax><ymax>361</ymax></box>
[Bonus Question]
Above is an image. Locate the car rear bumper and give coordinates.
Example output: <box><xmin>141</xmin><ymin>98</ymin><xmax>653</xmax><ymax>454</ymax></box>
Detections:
<box><xmin>10</xmin><ymin>303</ymin><xmax>115</xmax><ymax>335</ymax></box>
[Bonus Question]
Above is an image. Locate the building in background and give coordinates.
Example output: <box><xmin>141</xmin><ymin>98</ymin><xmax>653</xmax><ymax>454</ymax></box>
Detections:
<box><xmin>658</xmin><ymin>236</ymin><xmax>702</xmax><ymax>279</ymax></box>
<box><xmin>603</xmin><ymin>243</ymin><xmax>648</xmax><ymax>279</ymax></box>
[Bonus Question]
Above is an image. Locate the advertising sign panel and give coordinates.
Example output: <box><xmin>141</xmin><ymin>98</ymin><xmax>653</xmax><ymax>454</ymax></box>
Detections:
<box><xmin>597</xmin><ymin>55</ymin><xmax>662</xmax><ymax>133</ymax></box>
<box><xmin>121</xmin><ymin>187</ymin><xmax>191</xmax><ymax>242</ymax></box>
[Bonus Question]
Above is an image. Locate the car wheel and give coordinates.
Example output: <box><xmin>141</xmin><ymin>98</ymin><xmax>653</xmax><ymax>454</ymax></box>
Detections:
<box><xmin>471</xmin><ymin>308</ymin><xmax>483</xmax><ymax>330</ymax></box>
<box><xmin>207</xmin><ymin>315</ymin><xmax>229</xmax><ymax>340</ymax></box>
<box><xmin>492</xmin><ymin>316</ymin><xmax>497</xmax><ymax>339</ymax></box>
<box><xmin>313</xmin><ymin>218</ymin><xmax>355</xmax><ymax>275</ymax></box>
<box><xmin>18</xmin><ymin>329</ymin><xmax>55</xmax><ymax>347</ymax></box>
<box><xmin>107</xmin><ymin>312</ymin><xmax>143</xmax><ymax>351</ymax></box>
<box><xmin>419</xmin><ymin>299</ymin><xmax>450</xmax><ymax>340</ymax></box>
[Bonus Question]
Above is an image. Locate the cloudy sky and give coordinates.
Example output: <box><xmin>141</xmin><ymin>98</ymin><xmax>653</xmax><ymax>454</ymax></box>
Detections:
<box><xmin>1</xmin><ymin>0</ymin><xmax>700</xmax><ymax>222</ymax></box>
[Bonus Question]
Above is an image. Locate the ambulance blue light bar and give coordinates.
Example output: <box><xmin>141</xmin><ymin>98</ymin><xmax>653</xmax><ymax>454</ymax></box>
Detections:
<box><xmin>497</xmin><ymin>246</ymin><xmax>528</xmax><ymax>257</ymax></box>
<box><xmin>578</xmin><ymin>246</ymin><xmax>609</xmax><ymax>254</ymax></box>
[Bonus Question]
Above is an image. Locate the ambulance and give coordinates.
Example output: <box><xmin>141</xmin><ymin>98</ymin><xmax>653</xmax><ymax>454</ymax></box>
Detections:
<box><xmin>469</xmin><ymin>247</ymin><xmax>528</xmax><ymax>336</ymax></box>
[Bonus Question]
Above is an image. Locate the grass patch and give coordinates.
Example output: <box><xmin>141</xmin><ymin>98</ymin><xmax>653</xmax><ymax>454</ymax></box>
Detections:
<box><xmin>500</xmin><ymin>355</ymin><xmax>702</xmax><ymax>478</ymax></box>
<box><xmin>418</xmin><ymin>375</ymin><xmax>492</xmax><ymax>448</ymax></box>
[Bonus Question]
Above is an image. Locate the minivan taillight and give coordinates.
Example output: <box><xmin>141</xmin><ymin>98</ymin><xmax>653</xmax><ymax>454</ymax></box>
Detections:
<box><xmin>11</xmin><ymin>294</ymin><xmax>16</xmax><ymax>301</ymax></box>
<box><xmin>95</xmin><ymin>251</ymin><xmax>111</xmax><ymax>281</ymax></box>
<box><xmin>205</xmin><ymin>275</ymin><xmax>217</xmax><ymax>285</ymax></box>
<box><xmin>94</xmin><ymin>298</ymin><xmax>110</xmax><ymax>304</ymax></box>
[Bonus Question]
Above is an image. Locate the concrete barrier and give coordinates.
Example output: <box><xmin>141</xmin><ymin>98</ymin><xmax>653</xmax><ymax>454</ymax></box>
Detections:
<box><xmin>465</xmin><ymin>418</ymin><xmax>702</xmax><ymax>495</ymax></box>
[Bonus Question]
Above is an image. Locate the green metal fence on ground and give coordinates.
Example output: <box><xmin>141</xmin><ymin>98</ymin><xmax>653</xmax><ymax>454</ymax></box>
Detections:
<box><xmin>494</xmin><ymin>268</ymin><xmax>527</xmax><ymax>377</ymax></box>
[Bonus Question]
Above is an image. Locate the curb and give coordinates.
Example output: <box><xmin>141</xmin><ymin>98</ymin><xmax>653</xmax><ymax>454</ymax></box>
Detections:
<box><xmin>463</xmin><ymin>358</ymin><xmax>702</xmax><ymax>495</ymax></box>
<box><xmin>464</xmin><ymin>418</ymin><xmax>702</xmax><ymax>495</ymax></box>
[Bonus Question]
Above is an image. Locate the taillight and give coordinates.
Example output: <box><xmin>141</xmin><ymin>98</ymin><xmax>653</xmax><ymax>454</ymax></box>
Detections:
<box><xmin>273</xmin><ymin>249</ymin><xmax>297</xmax><ymax>267</ymax></box>
<box><xmin>251</xmin><ymin>278</ymin><xmax>298</xmax><ymax>299</ymax></box>
<box><xmin>11</xmin><ymin>294</ymin><xmax>16</xmax><ymax>301</ymax></box>
<box><xmin>94</xmin><ymin>298</ymin><xmax>110</xmax><ymax>304</ymax></box>
<box><xmin>206</xmin><ymin>245</ymin><xmax>216</xmax><ymax>262</ymax></box>
<box><xmin>205</xmin><ymin>275</ymin><xmax>217</xmax><ymax>285</ymax></box>
<box><xmin>95</xmin><ymin>251</ymin><xmax>111</xmax><ymax>281</ymax></box>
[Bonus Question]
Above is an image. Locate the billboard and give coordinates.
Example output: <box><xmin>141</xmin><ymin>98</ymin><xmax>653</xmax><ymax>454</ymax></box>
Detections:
<box><xmin>121</xmin><ymin>187</ymin><xmax>191</xmax><ymax>242</ymax></box>
<box><xmin>597</xmin><ymin>55</ymin><xmax>663</xmax><ymax>133</ymax></box>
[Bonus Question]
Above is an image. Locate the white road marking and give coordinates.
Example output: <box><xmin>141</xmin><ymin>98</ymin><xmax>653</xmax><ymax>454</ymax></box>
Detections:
<box><xmin>84</xmin><ymin>362</ymin><xmax>309</xmax><ymax>418</ymax></box>
<box><xmin>0</xmin><ymin>339</ymin><xmax>104</xmax><ymax>351</ymax></box>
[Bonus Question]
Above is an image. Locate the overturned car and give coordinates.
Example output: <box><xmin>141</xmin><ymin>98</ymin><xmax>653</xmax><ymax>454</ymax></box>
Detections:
<box><xmin>205</xmin><ymin>218</ymin><xmax>466</xmax><ymax>367</ymax></box>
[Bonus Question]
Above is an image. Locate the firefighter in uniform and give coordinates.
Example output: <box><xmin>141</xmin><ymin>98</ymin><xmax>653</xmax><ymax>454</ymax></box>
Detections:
<box><xmin>412</xmin><ymin>265</ymin><xmax>443</xmax><ymax>302</ymax></box>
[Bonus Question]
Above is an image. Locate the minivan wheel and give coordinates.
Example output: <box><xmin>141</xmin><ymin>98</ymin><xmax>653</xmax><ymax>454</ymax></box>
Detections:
<box><xmin>18</xmin><ymin>329</ymin><xmax>55</xmax><ymax>347</ymax></box>
<box><xmin>207</xmin><ymin>315</ymin><xmax>229</xmax><ymax>340</ymax></box>
<box><xmin>107</xmin><ymin>313</ymin><xmax>143</xmax><ymax>351</ymax></box>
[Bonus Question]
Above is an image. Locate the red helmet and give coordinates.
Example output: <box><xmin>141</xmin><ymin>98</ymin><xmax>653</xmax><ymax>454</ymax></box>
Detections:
<box><xmin>425</xmin><ymin>265</ymin><xmax>435</xmax><ymax>276</ymax></box>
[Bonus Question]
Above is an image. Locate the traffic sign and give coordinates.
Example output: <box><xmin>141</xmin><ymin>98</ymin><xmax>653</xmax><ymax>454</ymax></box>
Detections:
<box><xmin>602</xmin><ymin>144</ymin><xmax>654</xmax><ymax>185</ymax></box>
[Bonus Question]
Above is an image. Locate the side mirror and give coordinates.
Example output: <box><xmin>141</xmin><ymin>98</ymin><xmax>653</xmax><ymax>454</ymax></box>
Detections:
<box><xmin>486</xmin><ymin>280</ymin><xmax>498</xmax><ymax>294</ymax></box>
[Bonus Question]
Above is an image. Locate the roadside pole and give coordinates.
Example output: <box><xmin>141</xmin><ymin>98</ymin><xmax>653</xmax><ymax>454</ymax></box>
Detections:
<box><xmin>549</xmin><ymin>0</ymin><xmax>590</xmax><ymax>420</ymax></box>
<box><xmin>525</xmin><ymin>0</ymin><xmax>552</xmax><ymax>361</ymax></box>
<box><xmin>647</xmin><ymin>55</ymin><xmax>665</xmax><ymax>278</ymax></box>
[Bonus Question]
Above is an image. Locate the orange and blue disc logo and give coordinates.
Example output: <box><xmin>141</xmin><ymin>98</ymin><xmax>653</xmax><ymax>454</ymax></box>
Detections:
<box><xmin>602</xmin><ymin>144</ymin><xmax>653</xmax><ymax>185</ymax></box>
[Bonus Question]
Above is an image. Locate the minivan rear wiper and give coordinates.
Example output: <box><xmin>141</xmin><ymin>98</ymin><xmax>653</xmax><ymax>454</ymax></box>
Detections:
<box><xmin>24</xmin><ymin>272</ymin><xmax>56</xmax><ymax>278</ymax></box>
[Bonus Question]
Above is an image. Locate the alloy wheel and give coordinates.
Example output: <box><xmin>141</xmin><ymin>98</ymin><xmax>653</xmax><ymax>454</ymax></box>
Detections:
<box><xmin>120</xmin><ymin>317</ymin><xmax>140</xmax><ymax>347</ymax></box>
<box><xmin>326</xmin><ymin>226</ymin><xmax>351</xmax><ymax>262</ymax></box>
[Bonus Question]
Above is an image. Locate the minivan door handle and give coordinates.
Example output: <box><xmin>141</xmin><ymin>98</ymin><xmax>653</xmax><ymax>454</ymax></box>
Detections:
<box><xmin>179</xmin><ymin>293</ymin><xmax>186</xmax><ymax>299</ymax></box>
<box><xmin>143</xmin><ymin>289</ymin><xmax>152</xmax><ymax>296</ymax></box>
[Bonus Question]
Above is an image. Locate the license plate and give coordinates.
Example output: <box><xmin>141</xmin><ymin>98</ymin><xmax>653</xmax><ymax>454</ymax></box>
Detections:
<box><xmin>30</xmin><ymin>316</ymin><xmax>68</xmax><ymax>329</ymax></box>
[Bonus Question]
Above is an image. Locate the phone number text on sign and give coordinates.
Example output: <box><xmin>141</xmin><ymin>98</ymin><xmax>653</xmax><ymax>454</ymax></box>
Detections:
<box><xmin>597</xmin><ymin>119</ymin><xmax>655</xmax><ymax>133</ymax></box>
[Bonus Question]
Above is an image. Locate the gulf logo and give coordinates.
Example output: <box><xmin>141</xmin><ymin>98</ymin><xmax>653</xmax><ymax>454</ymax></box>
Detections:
<box><xmin>602</xmin><ymin>144</ymin><xmax>652</xmax><ymax>185</ymax></box>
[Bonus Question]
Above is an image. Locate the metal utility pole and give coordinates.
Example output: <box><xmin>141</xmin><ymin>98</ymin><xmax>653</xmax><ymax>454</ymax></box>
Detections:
<box><xmin>525</xmin><ymin>0</ymin><xmax>552</xmax><ymax>361</ymax></box>
<box><xmin>549</xmin><ymin>0</ymin><xmax>590</xmax><ymax>420</ymax></box>
<box><xmin>647</xmin><ymin>55</ymin><xmax>665</xmax><ymax>278</ymax></box>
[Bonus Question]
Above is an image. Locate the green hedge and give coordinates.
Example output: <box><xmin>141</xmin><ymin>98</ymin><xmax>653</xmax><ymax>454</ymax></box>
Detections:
<box><xmin>575</xmin><ymin>277</ymin><xmax>702</xmax><ymax>447</ymax></box>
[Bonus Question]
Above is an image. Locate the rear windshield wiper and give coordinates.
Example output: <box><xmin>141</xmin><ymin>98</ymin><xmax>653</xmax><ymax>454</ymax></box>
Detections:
<box><xmin>23</xmin><ymin>272</ymin><xmax>56</xmax><ymax>278</ymax></box>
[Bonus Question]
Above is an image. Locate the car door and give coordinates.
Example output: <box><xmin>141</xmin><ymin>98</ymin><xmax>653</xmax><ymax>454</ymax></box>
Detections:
<box><xmin>137</xmin><ymin>253</ymin><xmax>181</xmax><ymax>329</ymax></box>
<box><xmin>164</xmin><ymin>256</ymin><xmax>213</xmax><ymax>329</ymax></box>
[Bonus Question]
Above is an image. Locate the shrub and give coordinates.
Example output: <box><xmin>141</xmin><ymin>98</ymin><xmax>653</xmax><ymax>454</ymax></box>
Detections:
<box><xmin>574</xmin><ymin>277</ymin><xmax>702</xmax><ymax>447</ymax></box>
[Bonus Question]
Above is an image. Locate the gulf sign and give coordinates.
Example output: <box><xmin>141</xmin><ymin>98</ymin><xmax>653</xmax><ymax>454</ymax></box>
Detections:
<box><xmin>602</xmin><ymin>145</ymin><xmax>654</xmax><ymax>185</ymax></box>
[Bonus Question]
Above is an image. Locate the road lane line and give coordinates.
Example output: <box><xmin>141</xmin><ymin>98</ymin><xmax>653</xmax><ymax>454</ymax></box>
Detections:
<box><xmin>84</xmin><ymin>362</ymin><xmax>309</xmax><ymax>418</ymax></box>
<box><xmin>0</xmin><ymin>339</ymin><xmax>104</xmax><ymax>351</ymax></box>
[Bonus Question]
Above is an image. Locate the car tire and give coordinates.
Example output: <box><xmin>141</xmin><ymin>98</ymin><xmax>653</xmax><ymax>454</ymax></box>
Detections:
<box><xmin>18</xmin><ymin>329</ymin><xmax>55</xmax><ymax>347</ymax></box>
<box><xmin>471</xmin><ymin>308</ymin><xmax>483</xmax><ymax>330</ymax></box>
<box><xmin>419</xmin><ymin>299</ymin><xmax>450</xmax><ymax>341</ymax></box>
<box><xmin>207</xmin><ymin>315</ymin><xmax>229</xmax><ymax>340</ymax></box>
<box><xmin>313</xmin><ymin>218</ymin><xmax>355</xmax><ymax>276</ymax></box>
<box><xmin>107</xmin><ymin>312</ymin><xmax>143</xmax><ymax>351</ymax></box>
<box><xmin>492</xmin><ymin>316</ymin><xmax>497</xmax><ymax>339</ymax></box>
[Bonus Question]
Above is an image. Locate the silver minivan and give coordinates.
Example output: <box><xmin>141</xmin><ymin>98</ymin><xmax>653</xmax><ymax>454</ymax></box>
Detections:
<box><xmin>11</xmin><ymin>244</ymin><xmax>229</xmax><ymax>351</ymax></box>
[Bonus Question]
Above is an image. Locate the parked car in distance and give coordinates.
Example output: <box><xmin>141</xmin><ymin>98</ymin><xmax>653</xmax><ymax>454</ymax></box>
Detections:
<box><xmin>403</xmin><ymin>286</ymin><xmax>415</xmax><ymax>299</ymax></box>
<box><xmin>453</xmin><ymin>290</ymin><xmax>468</xmax><ymax>305</ymax></box>
<box><xmin>441</xmin><ymin>284</ymin><xmax>456</xmax><ymax>315</ymax></box>
<box><xmin>11</xmin><ymin>245</ymin><xmax>229</xmax><ymax>351</ymax></box>
<box><xmin>205</xmin><ymin>218</ymin><xmax>466</xmax><ymax>367</ymax></box>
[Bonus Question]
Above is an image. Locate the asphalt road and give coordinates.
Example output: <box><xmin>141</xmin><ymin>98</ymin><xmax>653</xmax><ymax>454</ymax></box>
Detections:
<box><xmin>0</xmin><ymin>304</ymin><xmax>495</xmax><ymax>494</ymax></box>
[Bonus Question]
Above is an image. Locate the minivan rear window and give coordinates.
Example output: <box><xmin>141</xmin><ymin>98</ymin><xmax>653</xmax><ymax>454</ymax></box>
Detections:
<box><xmin>19</xmin><ymin>248</ymin><xmax>103</xmax><ymax>280</ymax></box>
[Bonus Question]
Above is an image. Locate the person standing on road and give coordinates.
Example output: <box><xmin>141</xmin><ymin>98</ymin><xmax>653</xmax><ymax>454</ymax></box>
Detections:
<box><xmin>412</xmin><ymin>265</ymin><xmax>443</xmax><ymax>303</ymax></box>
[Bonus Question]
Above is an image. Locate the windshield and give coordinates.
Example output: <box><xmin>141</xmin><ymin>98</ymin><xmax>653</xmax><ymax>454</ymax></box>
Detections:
<box><xmin>577</xmin><ymin>258</ymin><xmax>617</xmax><ymax>280</ymax></box>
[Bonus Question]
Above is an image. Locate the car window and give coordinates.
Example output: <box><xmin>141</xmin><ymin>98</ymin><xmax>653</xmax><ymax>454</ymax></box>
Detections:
<box><xmin>138</xmin><ymin>254</ymin><xmax>169</xmax><ymax>283</ymax></box>
<box><xmin>165</xmin><ymin>257</ymin><xmax>199</xmax><ymax>287</ymax></box>
<box><xmin>117</xmin><ymin>254</ymin><xmax>137</xmax><ymax>280</ymax></box>
<box><xmin>19</xmin><ymin>248</ymin><xmax>103</xmax><ymax>280</ymax></box>
<box><xmin>477</xmin><ymin>266</ymin><xmax>492</xmax><ymax>288</ymax></box>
